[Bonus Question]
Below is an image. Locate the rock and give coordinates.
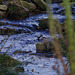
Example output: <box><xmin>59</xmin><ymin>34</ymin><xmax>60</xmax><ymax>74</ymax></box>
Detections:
<box><xmin>31</xmin><ymin>0</ymin><xmax>48</xmax><ymax>10</ymax></box>
<box><xmin>0</xmin><ymin>11</ymin><xmax>5</xmax><ymax>18</ymax></box>
<box><xmin>38</xmin><ymin>19</ymin><xmax>48</xmax><ymax>30</ymax></box>
<box><xmin>22</xmin><ymin>1</ymin><xmax>36</xmax><ymax>11</ymax></box>
<box><xmin>36</xmin><ymin>42</ymin><xmax>46</xmax><ymax>53</ymax></box>
<box><xmin>36</xmin><ymin>39</ymin><xmax>55</xmax><ymax>53</ymax></box>
<box><xmin>7</xmin><ymin>1</ymin><xmax>29</xmax><ymax>19</ymax></box>
<box><xmin>13</xmin><ymin>50</ymin><xmax>32</xmax><ymax>55</ymax></box>
<box><xmin>0</xmin><ymin>54</ymin><xmax>21</xmax><ymax>75</ymax></box>
<box><xmin>0</xmin><ymin>54</ymin><xmax>21</xmax><ymax>67</ymax></box>
<box><xmin>0</xmin><ymin>26</ymin><xmax>31</xmax><ymax>35</ymax></box>
<box><xmin>0</xmin><ymin>5</ymin><xmax>7</xmax><ymax>11</ymax></box>
<box><xmin>38</xmin><ymin>18</ymin><xmax>59</xmax><ymax>30</ymax></box>
<box><xmin>14</xmin><ymin>0</ymin><xmax>23</xmax><ymax>5</ymax></box>
<box><xmin>15</xmin><ymin>67</ymin><xmax>24</xmax><ymax>72</ymax></box>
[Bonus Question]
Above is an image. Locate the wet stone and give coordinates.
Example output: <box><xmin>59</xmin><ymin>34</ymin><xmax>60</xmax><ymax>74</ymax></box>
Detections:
<box><xmin>36</xmin><ymin>39</ymin><xmax>55</xmax><ymax>53</ymax></box>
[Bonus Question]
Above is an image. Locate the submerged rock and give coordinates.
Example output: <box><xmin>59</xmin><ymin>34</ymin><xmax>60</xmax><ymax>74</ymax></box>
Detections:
<box><xmin>0</xmin><ymin>26</ymin><xmax>31</xmax><ymax>35</ymax></box>
<box><xmin>13</xmin><ymin>50</ymin><xmax>32</xmax><ymax>55</ymax></box>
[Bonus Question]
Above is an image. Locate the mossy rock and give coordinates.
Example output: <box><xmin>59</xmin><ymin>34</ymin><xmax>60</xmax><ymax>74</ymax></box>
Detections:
<box><xmin>7</xmin><ymin>1</ymin><xmax>29</xmax><ymax>19</ymax></box>
<box><xmin>22</xmin><ymin>1</ymin><xmax>36</xmax><ymax>11</ymax></box>
<box><xmin>38</xmin><ymin>18</ymin><xmax>59</xmax><ymax>30</ymax></box>
<box><xmin>36</xmin><ymin>42</ymin><xmax>47</xmax><ymax>53</ymax></box>
<box><xmin>36</xmin><ymin>39</ymin><xmax>55</xmax><ymax>53</ymax></box>
<box><xmin>0</xmin><ymin>54</ymin><xmax>21</xmax><ymax>75</ymax></box>
<box><xmin>0</xmin><ymin>54</ymin><xmax>21</xmax><ymax>67</ymax></box>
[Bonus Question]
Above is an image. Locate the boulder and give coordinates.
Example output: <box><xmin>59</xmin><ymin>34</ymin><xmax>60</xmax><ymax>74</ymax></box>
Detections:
<box><xmin>0</xmin><ymin>5</ymin><xmax>7</xmax><ymax>11</ymax></box>
<box><xmin>31</xmin><ymin>0</ymin><xmax>48</xmax><ymax>10</ymax></box>
<box><xmin>13</xmin><ymin>0</ymin><xmax>23</xmax><ymax>5</ymax></box>
<box><xmin>36</xmin><ymin>42</ymin><xmax>46</xmax><ymax>53</ymax></box>
<box><xmin>0</xmin><ymin>54</ymin><xmax>21</xmax><ymax>75</ymax></box>
<box><xmin>0</xmin><ymin>11</ymin><xmax>5</xmax><ymax>18</ymax></box>
<box><xmin>7</xmin><ymin>1</ymin><xmax>29</xmax><ymax>19</ymax></box>
<box><xmin>0</xmin><ymin>54</ymin><xmax>21</xmax><ymax>67</ymax></box>
<box><xmin>36</xmin><ymin>39</ymin><xmax>55</xmax><ymax>53</ymax></box>
<box><xmin>38</xmin><ymin>19</ymin><xmax>48</xmax><ymax>30</ymax></box>
<box><xmin>38</xmin><ymin>18</ymin><xmax>59</xmax><ymax>30</ymax></box>
<box><xmin>22</xmin><ymin>1</ymin><xmax>36</xmax><ymax>11</ymax></box>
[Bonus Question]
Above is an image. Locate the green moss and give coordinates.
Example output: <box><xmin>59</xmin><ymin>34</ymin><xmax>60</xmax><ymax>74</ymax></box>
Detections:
<box><xmin>0</xmin><ymin>54</ymin><xmax>21</xmax><ymax>75</ymax></box>
<box><xmin>0</xmin><ymin>54</ymin><xmax>21</xmax><ymax>67</ymax></box>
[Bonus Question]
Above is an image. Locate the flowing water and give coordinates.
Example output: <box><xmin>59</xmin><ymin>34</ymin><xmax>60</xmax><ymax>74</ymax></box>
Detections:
<box><xmin>0</xmin><ymin>3</ymin><xmax>74</xmax><ymax>75</ymax></box>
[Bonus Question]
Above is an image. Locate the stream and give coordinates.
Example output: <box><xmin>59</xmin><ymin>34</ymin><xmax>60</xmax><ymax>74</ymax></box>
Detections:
<box><xmin>0</xmin><ymin>3</ymin><xmax>74</xmax><ymax>75</ymax></box>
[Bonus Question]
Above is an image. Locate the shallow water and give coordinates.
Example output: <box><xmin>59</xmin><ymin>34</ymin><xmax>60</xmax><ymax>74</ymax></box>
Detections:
<box><xmin>0</xmin><ymin>15</ymin><xmax>69</xmax><ymax>75</ymax></box>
